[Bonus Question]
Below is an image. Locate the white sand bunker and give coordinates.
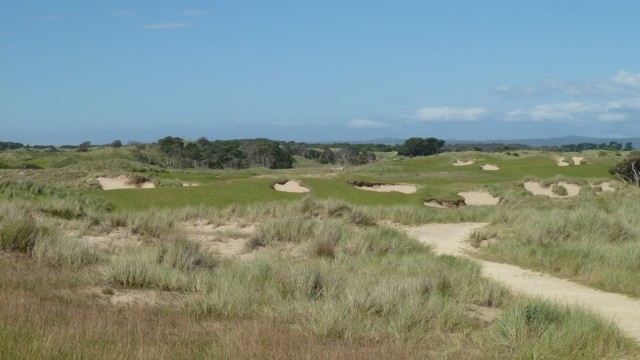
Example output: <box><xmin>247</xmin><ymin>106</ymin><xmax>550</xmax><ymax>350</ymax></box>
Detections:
<box><xmin>182</xmin><ymin>182</ymin><xmax>200</xmax><ymax>187</ymax></box>
<box><xmin>458</xmin><ymin>191</ymin><xmax>501</xmax><ymax>206</ymax></box>
<box><xmin>571</xmin><ymin>156</ymin><xmax>584</xmax><ymax>165</ymax></box>
<box><xmin>481</xmin><ymin>164</ymin><xmax>500</xmax><ymax>171</ymax></box>
<box><xmin>556</xmin><ymin>158</ymin><xmax>570</xmax><ymax>167</ymax></box>
<box><xmin>524</xmin><ymin>181</ymin><xmax>581</xmax><ymax>198</ymax></box>
<box><xmin>97</xmin><ymin>175</ymin><xmax>155</xmax><ymax>190</ymax></box>
<box><xmin>453</xmin><ymin>160</ymin><xmax>475</xmax><ymax>166</ymax></box>
<box><xmin>353</xmin><ymin>181</ymin><xmax>417</xmax><ymax>194</ymax></box>
<box><xmin>273</xmin><ymin>180</ymin><xmax>310</xmax><ymax>193</ymax></box>
<box><xmin>592</xmin><ymin>182</ymin><xmax>615</xmax><ymax>193</ymax></box>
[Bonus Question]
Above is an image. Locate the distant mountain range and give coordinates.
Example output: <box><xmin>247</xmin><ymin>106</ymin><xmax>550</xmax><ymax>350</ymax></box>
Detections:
<box><xmin>320</xmin><ymin>136</ymin><xmax>640</xmax><ymax>148</ymax></box>
<box><xmin>446</xmin><ymin>136</ymin><xmax>640</xmax><ymax>148</ymax></box>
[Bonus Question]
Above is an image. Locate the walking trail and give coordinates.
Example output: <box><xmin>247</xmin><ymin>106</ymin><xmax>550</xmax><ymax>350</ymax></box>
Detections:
<box><xmin>402</xmin><ymin>223</ymin><xmax>640</xmax><ymax>342</ymax></box>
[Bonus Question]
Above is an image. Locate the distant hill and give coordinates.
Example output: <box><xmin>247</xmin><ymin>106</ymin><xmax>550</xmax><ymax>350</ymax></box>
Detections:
<box><xmin>316</xmin><ymin>137</ymin><xmax>405</xmax><ymax>145</ymax></box>
<box><xmin>446</xmin><ymin>136</ymin><xmax>640</xmax><ymax>148</ymax></box>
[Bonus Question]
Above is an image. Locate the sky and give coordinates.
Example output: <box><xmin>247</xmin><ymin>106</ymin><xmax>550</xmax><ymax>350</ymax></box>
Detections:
<box><xmin>1</xmin><ymin>1</ymin><xmax>640</xmax><ymax>145</ymax></box>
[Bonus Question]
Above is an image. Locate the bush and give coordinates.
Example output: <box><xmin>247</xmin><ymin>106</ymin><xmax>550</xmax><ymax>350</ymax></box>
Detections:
<box><xmin>610</xmin><ymin>153</ymin><xmax>640</xmax><ymax>186</ymax></box>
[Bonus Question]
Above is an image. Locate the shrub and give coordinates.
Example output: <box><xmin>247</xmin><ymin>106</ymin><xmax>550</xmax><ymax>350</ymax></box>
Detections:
<box><xmin>551</xmin><ymin>184</ymin><xmax>568</xmax><ymax>196</ymax></box>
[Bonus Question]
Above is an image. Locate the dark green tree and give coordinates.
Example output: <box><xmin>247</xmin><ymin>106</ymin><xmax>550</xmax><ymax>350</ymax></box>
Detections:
<box><xmin>610</xmin><ymin>152</ymin><xmax>640</xmax><ymax>186</ymax></box>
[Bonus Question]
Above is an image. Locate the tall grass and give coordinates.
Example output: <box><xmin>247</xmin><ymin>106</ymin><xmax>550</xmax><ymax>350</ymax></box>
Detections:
<box><xmin>492</xmin><ymin>297</ymin><xmax>632</xmax><ymax>359</ymax></box>
<box><xmin>477</xmin><ymin>186</ymin><xmax>640</xmax><ymax>296</ymax></box>
<box><xmin>104</xmin><ymin>238</ymin><xmax>216</xmax><ymax>292</ymax></box>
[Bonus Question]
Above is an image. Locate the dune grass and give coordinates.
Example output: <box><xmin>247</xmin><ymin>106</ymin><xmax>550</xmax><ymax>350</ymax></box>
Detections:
<box><xmin>0</xmin><ymin>150</ymin><xmax>638</xmax><ymax>358</ymax></box>
<box><xmin>474</xmin><ymin>186</ymin><xmax>640</xmax><ymax>297</ymax></box>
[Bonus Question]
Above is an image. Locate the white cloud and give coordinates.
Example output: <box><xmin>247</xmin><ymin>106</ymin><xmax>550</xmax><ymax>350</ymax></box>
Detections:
<box><xmin>183</xmin><ymin>9</ymin><xmax>208</xmax><ymax>16</ymax></box>
<box><xmin>494</xmin><ymin>71</ymin><xmax>640</xmax><ymax>98</ymax></box>
<box><xmin>506</xmin><ymin>98</ymin><xmax>640</xmax><ymax>122</ymax></box>
<box><xmin>140</xmin><ymin>23</ymin><xmax>191</xmax><ymax>30</ymax></box>
<box><xmin>348</xmin><ymin>119</ymin><xmax>388</xmax><ymax>128</ymax></box>
<box><xmin>598</xmin><ymin>114</ymin><xmax>627</xmax><ymax>122</ymax></box>
<box><xmin>415</xmin><ymin>107</ymin><xmax>487</xmax><ymax>121</ymax></box>
<box><xmin>112</xmin><ymin>10</ymin><xmax>134</xmax><ymax>17</ymax></box>
<box><xmin>610</xmin><ymin>71</ymin><xmax>640</xmax><ymax>89</ymax></box>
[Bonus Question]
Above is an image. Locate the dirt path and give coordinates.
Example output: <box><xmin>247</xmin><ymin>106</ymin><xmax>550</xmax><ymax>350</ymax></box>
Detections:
<box><xmin>403</xmin><ymin>223</ymin><xmax>640</xmax><ymax>342</ymax></box>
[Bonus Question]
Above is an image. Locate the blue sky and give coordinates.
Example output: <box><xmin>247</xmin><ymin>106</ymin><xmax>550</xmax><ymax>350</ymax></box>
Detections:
<box><xmin>1</xmin><ymin>1</ymin><xmax>640</xmax><ymax>145</ymax></box>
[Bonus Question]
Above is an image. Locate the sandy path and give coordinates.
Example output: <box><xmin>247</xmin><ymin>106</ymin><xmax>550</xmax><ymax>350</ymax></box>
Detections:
<box><xmin>403</xmin><ymin>223</ymin><xmax>640</xmax><ymax>342</ymax></box>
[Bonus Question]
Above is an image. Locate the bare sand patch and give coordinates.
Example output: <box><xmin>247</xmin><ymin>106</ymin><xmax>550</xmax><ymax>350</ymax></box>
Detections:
<box><xmin>81</xmin><ymin>228</ymin><xmax>138</xmax><ymax>252</ymax></box>
<box><xmin>97</xmin><ymin>175</ymin><xmax>155</xmax><ymax>190</ymax></box>
<box><xmin>453</xmin><ymin>160</ymin><xmax>475</xmax><ymax>166</ymax></box>
<box><xmin>273</xmin><ymin>180</ymin><xmax>310</xmax><ymax>193</ymax></box>
<box><xmin>354</xmin><ymin>182</ymin><xmax>417</xmax><ymax>194</ymax></box>
<box><xmin>481</xmin><ymin>164</ymin><xmax>500</xmax><ymax>171</ymax></box>
<box><xmin>182</xmin><ymin>182</ymin><xmax>200</xmax><ymax>187</ymax></box>
<box><xmin>571</xmin><ymin>156</ymin><xmax>584</xmax><ymax>165</ymax></box>
<box><xmin>592</xmin><ymin>182</ymin><xmax>615</xmax><ymax>193</ymax></box>
<box><xmin>524</xmin><ymin>181</ymin><xmax>581</xmax><ymax>198</ymax></box>
<box><xmin>556</xmin><ymin>158</ymin><xmax>570</xmax><ymax>167</ymax></box>
<box><xmin>181</xmin><ymin>221</ymin><xmax>255</xmax><ymax>259</ymax></box>
<box><xmin>457</xmin><ymin>191</ymin><xmax>500</xmax><ymax>206</ymax></box>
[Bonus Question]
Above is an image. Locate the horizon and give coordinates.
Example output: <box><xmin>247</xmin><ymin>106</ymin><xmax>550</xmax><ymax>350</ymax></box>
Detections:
<box><xmin>2</xmin><ymin>1</ymin><xmax>640</xmax><ymax>144</ymax></box>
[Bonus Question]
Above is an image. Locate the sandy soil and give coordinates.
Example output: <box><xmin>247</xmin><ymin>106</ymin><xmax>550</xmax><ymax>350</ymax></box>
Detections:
<box><xmin>599</xmin><ymin>182</ymin><xmax>615</xmax><ymax>192</ymax></box>
<box><xmin>82</xmin><ymin>228</ymin><xmax>139</xmax><ymax>251</ymax></box>
<box><xmin>571</xmin><ymin>156</ymin><xmax>584</xmax><ymax>165</ymax></box>
<box><xmin>273</xmin><ymin>180</ymin><xmax>310</xmax><ymax>193</ymax></box>
<box><xmin>556</xmin><ymin>158</ymin><xmax>570</xmax><ymax>166</ymax></box>
<box><xmin>481</xmin><ymin>164</ymin><xmax>500</xmax><ymax>171</ymax></box>
<box><xmin>182</xmin><ymin>182</ymin><xmax>200</xmax><ymax>187</ymax></box>
<box><xmin>181</xmin><ymin>221</ymin><xmax>255</xmax><ymax>259</ymax></box>
<box><xmin>355</xmin><ymin>184</ymin><xmax>417</xmax><ymax>194</ymax></box>
<box><xmin>97</xmin><ymin>175</ymin><xmax>155</xmax><ymax>190</ymax></box>
<box><xmin>524</xmin><ymin>181</ymin><xmax>581</xmax><ymax>198</ymax></box>
<box><xmin>457</xmin><ymin>191</ymin><xmax>500</xmax><ymax>205</ymax></box>
<box><xmin>453</xmin><ymin>160</ymin><xmax>475</xmax><ymax>166</ymax></box>
<box><xmin>403</xmin><ymin>223</ymin><xmax>640</xmax><ymax>342</ymax></box>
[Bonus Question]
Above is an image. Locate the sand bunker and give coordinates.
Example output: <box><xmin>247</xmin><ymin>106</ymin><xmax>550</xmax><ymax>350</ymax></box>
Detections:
<box><xmin>556</xmin><ymin>158</ymin><xmax>570</xmax><ymax>167</ymax></box>
<box><xmin>524</xmin><ymin>181</ymin><xmax>581</xmax><ymax>198</ymax></box>
<box><xmin>481</xmin><ymin>164</ymin><xmax>500</xmax><ymax>171</ymax></box>
<box><xmin>592</xmin><ymin>182</ymin><xmax>615</xmax><ymax>193</ymax></box>
<box><xmin>424</xmin><ymin>199</ymin><xmax>465</xmax><ymax>209</ymax></box>
<box><xmin>182</xmin><ymin>182</ymin><xmax>200</xmax><ymax>187</ymax></box>
<box><xmin>351</xmin><ymin>181</ymin><xmax>417</xmax><ymax>194</ymax></box>
<box><xmin>458</xmin><ymin>191</ymin><xmax>501</xmax><ymax>206</ymax></box>
<box><xmin>97</xmin><ymin>175</ymin><xmax>155</xmax><ymax>190</ymax></box>
<box><xmin>571</xmin><ymin>156</ymin><xmax>584</xmax><ymax>165</ymax></box>
<box><xmin>273</xmin><ymin>180</ymin><xmax>310</xmax><ymax>193</ymax></box>
<box><xmin>453</xmin><ymin>160</ymin><xmax>475</xmax><ymax>166</ymax></box>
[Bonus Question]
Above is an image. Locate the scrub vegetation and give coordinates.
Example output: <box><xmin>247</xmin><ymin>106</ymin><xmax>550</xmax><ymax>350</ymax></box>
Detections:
<box><xmin>0</xmin><ymin>143</ymin><xmax>638</xmax><ymax>358</ymax></box>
